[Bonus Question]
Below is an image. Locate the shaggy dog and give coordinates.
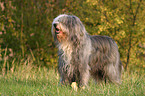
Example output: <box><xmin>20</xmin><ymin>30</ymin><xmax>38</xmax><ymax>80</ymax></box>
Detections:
<box><xmin>51</xmin><ymin>14</ymin><xmax>123</xmax><ymax>88</ymax></box>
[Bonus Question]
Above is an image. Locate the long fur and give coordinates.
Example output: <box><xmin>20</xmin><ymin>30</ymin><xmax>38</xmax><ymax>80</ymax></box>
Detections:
<box><xmin>52</xmin><ymin>14</ymin><xmax>123</xmax><ymax>87</ymax></box>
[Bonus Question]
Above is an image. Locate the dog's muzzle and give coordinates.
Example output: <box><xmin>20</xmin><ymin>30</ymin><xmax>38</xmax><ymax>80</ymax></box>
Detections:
<box><xmin>53</xmin><ymin>23</ymin><xmax>60</xmax><ymax>35</ymax></box>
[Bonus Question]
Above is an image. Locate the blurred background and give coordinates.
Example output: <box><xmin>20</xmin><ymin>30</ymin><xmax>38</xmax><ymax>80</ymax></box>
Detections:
<box><xmin>0</xmin><ymin>0</ymin><xmax>145</xmax><ymax>73</ymax></box>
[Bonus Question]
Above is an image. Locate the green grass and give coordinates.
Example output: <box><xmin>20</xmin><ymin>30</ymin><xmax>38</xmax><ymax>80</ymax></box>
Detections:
<box><xmin>0</xmin><ymin>63</ymin><xmax>144</xmax><ymax>96</ymax></box>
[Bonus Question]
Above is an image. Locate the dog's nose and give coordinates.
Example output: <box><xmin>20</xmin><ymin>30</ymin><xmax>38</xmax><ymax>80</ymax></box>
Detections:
<box><xmin>53</xmin><ymin>23</ymin><xmax>57</xmax><ymax>28</ymax></box>
<box><xmin>54</xmin><ymin>23</ymin><xmax>60</xmax><ymax>32</ymax></box>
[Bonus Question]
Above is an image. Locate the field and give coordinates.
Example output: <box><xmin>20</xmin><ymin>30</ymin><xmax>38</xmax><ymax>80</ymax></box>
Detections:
<box><xmin>0</xmin><ymin>61</ymin><xmax>144</xmax><ymax>96</ymax></box>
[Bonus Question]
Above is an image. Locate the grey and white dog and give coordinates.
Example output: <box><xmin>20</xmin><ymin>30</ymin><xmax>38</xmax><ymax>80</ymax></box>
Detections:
<box><xmin>52</xmin><ymin>14</ymin><xmax>123</xmax><ymax>88</ymax></box>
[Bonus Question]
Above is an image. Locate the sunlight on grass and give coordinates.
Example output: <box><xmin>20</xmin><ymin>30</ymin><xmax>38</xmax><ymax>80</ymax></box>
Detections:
<box><xmin>0</xmin><ymin>58</ymin><xmax>144</xmax><ymax>96</ymax></box>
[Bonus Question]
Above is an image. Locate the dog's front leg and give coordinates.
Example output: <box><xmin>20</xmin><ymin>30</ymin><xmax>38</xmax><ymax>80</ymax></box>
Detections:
<box><xmin>59</xmin><ymin>73</ymin><xmax>69</xmax><ymax>85</ymax></box>
<box><xmin>79</xmin><ymin>67</ymin><xmax>90</xmax><ymax>88</ymax></box>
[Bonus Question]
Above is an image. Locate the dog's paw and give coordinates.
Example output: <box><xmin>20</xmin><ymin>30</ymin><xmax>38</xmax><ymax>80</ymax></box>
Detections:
<box><xmin>71</xmin><ymin>82</ymin><xmax>78</xmax><ymax>91</ymax></box>
<box><xmin>80</xmin><ymin>86</ymin><xmax>86</xmax><ymax>90</ymax></box>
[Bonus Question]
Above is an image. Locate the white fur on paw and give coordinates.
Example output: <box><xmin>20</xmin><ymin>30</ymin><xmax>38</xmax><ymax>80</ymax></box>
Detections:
<box><xmin>71</xmin><ymin>82</ymin><xmax>78</xmax><ymax>91</ymax></box>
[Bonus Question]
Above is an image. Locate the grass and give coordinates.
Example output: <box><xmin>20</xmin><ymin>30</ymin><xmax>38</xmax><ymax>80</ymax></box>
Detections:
<box><xmin>0</xmin><ymin>59</ymin><xmax>145</xmax><ymax>96</ymax></box>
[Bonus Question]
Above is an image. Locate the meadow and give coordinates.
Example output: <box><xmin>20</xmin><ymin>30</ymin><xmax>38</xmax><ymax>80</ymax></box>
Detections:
<box><xmin>0</xmin><ymin>58</ymin><xmax>144</xmax><ymax>96</ymax></box>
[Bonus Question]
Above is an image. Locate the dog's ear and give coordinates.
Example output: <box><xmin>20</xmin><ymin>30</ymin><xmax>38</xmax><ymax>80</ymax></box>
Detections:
<box><xmin>71</xmin><ymin>35</ymin><xmax>78</xmax><ymax>42</ymax></box>
<box><xmin>70</xmin><ymin>35</ymin><xmax>80</xmax><ymax>46</ymax></box>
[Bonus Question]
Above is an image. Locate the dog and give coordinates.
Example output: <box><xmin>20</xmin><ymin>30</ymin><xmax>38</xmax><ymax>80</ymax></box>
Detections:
<box><xmin>51</xmin><ymin>14</ymin><xmax>123</xmax><ymax>88</ymax></box>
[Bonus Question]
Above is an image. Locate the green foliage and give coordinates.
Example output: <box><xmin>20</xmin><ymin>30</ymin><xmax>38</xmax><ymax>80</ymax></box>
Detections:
<box><xmin>84</xmin><ymin>0</ymin><xmax>145</xmax><ymax>70</ymax></box>
<box><xmin>0</xmin><ymin>0</ymin><xmax>145</xmax><ymax>72</ymax></box>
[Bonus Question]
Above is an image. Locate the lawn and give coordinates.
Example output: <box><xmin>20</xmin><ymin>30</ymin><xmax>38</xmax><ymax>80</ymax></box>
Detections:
<box><xmin>0</xmin><ymin>63</ymin><xmax>144</xmax><ymax>96</ymax></box>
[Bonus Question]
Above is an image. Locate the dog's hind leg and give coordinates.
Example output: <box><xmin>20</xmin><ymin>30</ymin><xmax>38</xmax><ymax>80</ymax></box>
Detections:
<box><xmin>105</xmin><ymin>64</ymin><xmax>121</xmax><ymax>84</ymax></box>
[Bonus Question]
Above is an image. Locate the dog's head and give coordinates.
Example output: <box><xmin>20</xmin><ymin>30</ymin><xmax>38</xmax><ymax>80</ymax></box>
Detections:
<box><xmin>52</xmin><ymin>14</ymin><xmax>87</xmax><ymax>44</ymax></box>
